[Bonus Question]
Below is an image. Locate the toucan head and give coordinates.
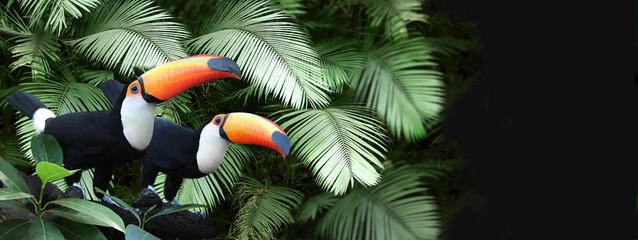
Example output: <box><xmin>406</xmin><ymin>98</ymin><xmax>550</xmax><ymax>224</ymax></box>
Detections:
<box><xmin>125</xmin><ymin>55</ymin><xmax>241</xmax><ymax>103</ymax></box>
<box><xmin>207</xmin><ymin>112</ymin><xmax>290</xmax><ymax>159</ymax></box>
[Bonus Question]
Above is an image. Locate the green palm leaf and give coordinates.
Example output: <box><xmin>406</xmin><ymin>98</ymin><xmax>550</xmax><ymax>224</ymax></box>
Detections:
<box><xmin>315</xmin><ymin>38</ymin><xmax>365</xmax><ymax>92</ymax></box>
<box><xmin>231</xmin><ymin>177</ymin><xmax>303</xmax><ymax>240</ymax></box>
<box><xmin>276</xmin><ymin>103</ymin><xmax>388</xmax><ymax>195</ymax></box>
<box><xmin>296</xmin><ymin>192</ymin><xmax>339</xmax><ymax>222</ymax></box>
<box><xmin>316</xmin><ymin>164</ymin><xmax>440</xmax><ymax>240</ymax></box>
<box><xmin>18</xmin><ymin>0</ymin><xmax>100</xmax><ymax>34</ymax></box>
<box><xmin>345</xmin><ymin>0</ymin><xmax>427</xmax><ymax>41</ymax></box>
<box><xmin>267</xmin><ymin>0</ymin><xmax>306</xmax><ymax>16</ymax></box>
<box><xmin>351</xmin><ymin>36</ymin><xmax>444</xmax><ymax>142</ymax></box>
<box><xmin>70</xmin><ymin>0</ymin><xmax>189</xmax><ymax>77</ymax></box>
<box><xmin>187</xmin><ymin>0</ymin><xmax>329</xmax><ymax>109</ymax></box>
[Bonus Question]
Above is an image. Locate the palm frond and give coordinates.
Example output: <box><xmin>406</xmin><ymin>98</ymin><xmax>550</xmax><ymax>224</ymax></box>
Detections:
<box><xmin>276</xmin><ymin>103</ymin><xmax>388</xmax><ymax>195</ymax></box>
<box><xmin>296</xmin><ymin>192</ymin><xmax>339</xmax><ymax>222</ymax></box>
<box><xmin>315</xmin><ymin>38</ymin><xmax>365</xmax><ymax>93</ymax></box>
<box><xmin>154</xmin><ymin>91</ymin><xmax>194</xmax><ymax>126</ymax></box>
<box><xmin>151</xmin><ymin>144</ymin><xmax>253</xmax><ymax>214</ymax></box>
<box><xmin>344</xmin><ymin>0</ymin><xmax>427</xmax><ymax>41</ymax></box>
<box><xmin>351</xmin><ymin>36</ymin><xmax>444</xmax><ymax>142</ymax></box>
<box><xmin>79</xmin><ymin>69</ymin><xmax>114</xmax><ymax>86</ymax></box>
<box><xmin>187</xmin><ymin>0</ymin><xmax>330</xmax><ymax>109</ymax></box>
<box><xmin>70</xmin><ymin>0</ymin><xmax>189</xmax><ymax>77</ymax></box>
<box><xmin>231</xmin><ymin>177</ymin><xmax>303</xmax><ymax>240</ymax></box>
<box><xmin>316</xmin><ymin>164</ymin><xmax>441</xmax><ymax>240</ymax></box>
<box><xmin>19</xmin><ymin>0</ymin><xmax>100</xmax><ymax>35</ymax></box>
<box><xmin>0</xmin><ymin>138</ymin><xmax>29</xmax><ymax>167</ymax></box>
<box><xmin>267</xmin><ymin>0</ymin><xmax>306</xmax><ymax>16</ymax></box>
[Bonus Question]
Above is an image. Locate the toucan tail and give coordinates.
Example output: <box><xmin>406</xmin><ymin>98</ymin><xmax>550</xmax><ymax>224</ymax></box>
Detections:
<box><xmin>5</xmin><ymin>91</ymin><xmax>55</xmax><ymax>134</ymax></box>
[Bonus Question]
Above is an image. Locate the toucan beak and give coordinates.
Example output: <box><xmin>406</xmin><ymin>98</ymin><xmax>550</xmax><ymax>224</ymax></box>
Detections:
<box><xmin>219</xmin><ymin>113</ymin><xmax>290</xmax><ymax>159</ymax></box>
<box><xmin>140</xmin><ymin>55</ymin><xmax>241</xmax><ymax>102</ymax></box>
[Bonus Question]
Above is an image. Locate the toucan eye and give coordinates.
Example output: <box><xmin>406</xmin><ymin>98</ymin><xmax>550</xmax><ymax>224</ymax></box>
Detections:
<box><xmin>214</xmin><ymin>117</ymin><xmax>222</xmax><ymax>125</ymax></box>
<box><xmin>130</xmin><ymin>84</ymin><xmax>139</xmax><ymax>94</ymax></box>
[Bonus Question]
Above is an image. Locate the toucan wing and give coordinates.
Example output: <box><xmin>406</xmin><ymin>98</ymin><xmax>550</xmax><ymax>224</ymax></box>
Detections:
<box><xmin>43</xmin><ymin>111</ymin><xmax>122</xmax><ymax>157</ymax></box>
<box><xmin>144</xmin><ymin>118</ymin><xmax>197</xmax><ymax>170</ymax></box>
<box><xmin>98</xmin><ymin>80</ymin><xmax>125</xmax><ymax>106</ymax></box>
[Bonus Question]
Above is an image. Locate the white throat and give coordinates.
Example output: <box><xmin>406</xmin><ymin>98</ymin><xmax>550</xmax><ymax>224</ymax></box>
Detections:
<box><xmin>121</xmin><ymin>95</ymin><xmax>156</xmax><ymax>151</ymax></box>
<box><xmin>196</xmin><ymin>124</ymin><xmax>231</xmax><ymax>174</ymax></box>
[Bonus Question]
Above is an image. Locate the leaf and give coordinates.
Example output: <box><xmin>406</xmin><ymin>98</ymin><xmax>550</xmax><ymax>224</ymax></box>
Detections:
<box><xmin>27</xmin><ymin>219</ymin><xmax>64</xmax><ymax>240</ymax></box>
<box><xmin>0</xmin><ymin>199</ymin><xmax>33</xmax><ymax>215</ymax></box>
<box><xmin>70</xmin><ymin>0</ymin><xmax>189</xmax><ymax>77</ymax></box>
<box><xmin>276</xmin><ymin>104</ymin><xmax>388</xmax><ymax>195</ymax></box>
<box><xmin>0</xmin><ymin>188</ymin><xmax>34</xmax><ymax>201</ymax></box>
<box><xmin>52</xmin><ymin>217</ymin><xmax>107</xmax><ymax>240</ymax></box>
<box><xmin>0</xmin><ymin>157</ymin><xmax>30</xmax><ymax>193</ymax></box>
<box><xmin>124</xmin><ymin>224</ymin><xmax>160</xmax><ymax>240</ymax></box>
<box><xmin>47</xmin><ymin>198</ymin><xmax>125</xmax><ymax>233</ymax></box>
<box><xmin>188</xmin><ymin>0</ymin><xmax>329</xmax><ymax>109</ymax></box>
<box><xmin>316</xmin><ymin>165</ymin><xmax>440</xmax><ymax>240</ymax></box>
<box><xmin>95</xmin><ymin>188</ymin><xmax>140</xmax><ymax>225</ymax></box>
<box><xmin>19</xmin><ymin>0</ymin><xmax>100</xmax><ymax>35</ymax></box>
<box><xmin>346</xmin><ymin>0</ymin><xmax>427</xmax><ymax>41</ymax></box>
<box><xmin>35</xmin><ymin>162</ymin><xmax>78</xmax><ymax>185</ymax></box>
<box><xmin>0</xmin><ymin>219</ymin><xmax>30</xmax><ymax>240</ymax></box>
<box><xmin>30</xmin><ymin>134</ymin><xmax>63</xmax><ymax>166</ymax></box>
<box><xmin>146</xmin><ymin>204</ymin><xmax>205</xmax><ymax>221</ymax></box>
<box><xmin>315</xmin><ymin>38</ymin><xmax>365</xmax><ymax>92</ymax></box>
<box><xmin>351</xmin><ymin>37</ymin><xmax>444</xmax><ymax>142</ymax></box>
<box><xmin>0</xmin><ymin>138</ymin><xmax>30</xmax><ymax>167</ymax></box>
<box><xmin>232</xmin><ymin>177</ymin><xmax>303</xmax><ymax>239</ymax></box>
<box><xmin>296</xmin><ymin>192</ymin><xmax>339</xmax><ymax>222</ymax></box>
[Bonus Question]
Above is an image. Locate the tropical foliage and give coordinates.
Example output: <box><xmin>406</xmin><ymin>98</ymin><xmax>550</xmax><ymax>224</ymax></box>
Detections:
<box><xmin>0</xmin><ymin>0</ymin><xmax>479</xmax><ymax>239</ymax></box>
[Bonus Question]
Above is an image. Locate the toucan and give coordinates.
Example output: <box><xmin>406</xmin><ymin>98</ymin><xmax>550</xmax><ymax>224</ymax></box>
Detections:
<box><xmin>5</xmin><ymin>55</ymin><xmax>241</xmax><ymax>203</ymax></box>
<box><xmin>99</xmin><ymin>80</ymin><xmax>289</xmax><ymax>204</ymax></box>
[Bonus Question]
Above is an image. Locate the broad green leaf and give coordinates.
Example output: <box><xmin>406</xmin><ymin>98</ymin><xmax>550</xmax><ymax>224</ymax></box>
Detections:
<box><xmin>125</xmin><ymin>224</ymin><xmax>160</xmax><ymax>240</ymax></box>
<box><xmin>0</xmin><ymin>157</ymin><xmax>30</xmax><ymax>193</ymax></box>
<box><xmin>0</xmin><ymin>188</ymin><xmax>34</xmax><ymax>201</ymax></box>
<box><xmin>27</xmin><ymin>219</ymin><xmax>64</xmax><ymax>240</ymax></box>
<box><xmin>47</xmin><ymin>198</ymin><xmax>125</xmax><ymax>233</ymax></box>
<box><xmin>146</xmin><ymin>204</ymin><xmax>205</xmax><ymax>221</ymax></box>
<box><xmin>95</xmin><ymin>188</ymin><xmax>140</xmax><ymax>225</ymax></box>
<box><xmin>188</xmin><ymin>0</ymin><xmax>329</xmax><ymax>109</ymax></box>
<box><xmin>0</xmin><ymin>219</ymin><xmax>30</xmax><ymax>240</ymax></box>
<box><xmin>35</xmin><ymin>162</ymin><xmax>78</xmax><ymax>185</ymax></box>
<box><xmin>276</xmin><ymin>104</ymin><xmax>388</xmax><ymax>195</ymax></box>
<box><xmin>0</xmin><ymin>200</ymin><xmax>33</xmax><ymax>215</ymax></box>
<box><xmin>30</xmin><ymin>134</ymin><xmax>63</xmax><ymax>166</ymax></box>
<box><xmin>52</xmin><ymin>217</ymin><xmax>107</xmax><ymax>240</ymax></box>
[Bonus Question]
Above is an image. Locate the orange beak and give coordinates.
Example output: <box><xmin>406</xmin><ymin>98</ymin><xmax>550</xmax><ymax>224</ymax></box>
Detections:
<box><xmin>219</xmin><ymin>113</ymin><xmax>290</xmax><ymax>158</ymax></box>
<box><xmin>139</xmin><ymin>55</ymin><xmax>241</xmax><ymax>102</ymax></box>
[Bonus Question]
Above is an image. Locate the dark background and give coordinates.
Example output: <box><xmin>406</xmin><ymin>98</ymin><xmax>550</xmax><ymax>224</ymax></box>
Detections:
<box><xmin>435</xmin><ymin>0</ymin><xmax>637</xmax><ymax>239</ymax></box>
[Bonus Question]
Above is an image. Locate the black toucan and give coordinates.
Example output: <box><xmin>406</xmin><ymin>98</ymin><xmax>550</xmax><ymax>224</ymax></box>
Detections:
<box><xmin>99</xmin><ymin>80</ymin><xmax>290</xmax><ymax>203</ymax></box>
<box><xmin>5</xmin><ymin>55</ymin><xmax>241</xmax><ymax>202</ymax></box>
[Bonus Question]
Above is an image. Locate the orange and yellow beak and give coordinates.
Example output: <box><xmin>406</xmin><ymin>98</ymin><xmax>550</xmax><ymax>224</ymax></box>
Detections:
<box><xmin>139</xmin><ymin>55</ymin><xmax>241</xmax><ymax>102</ymax></box>
<box><xmin>217</xmin><ymin>112</ymin><xmax>290</xmax><ymax>158</ymax></box>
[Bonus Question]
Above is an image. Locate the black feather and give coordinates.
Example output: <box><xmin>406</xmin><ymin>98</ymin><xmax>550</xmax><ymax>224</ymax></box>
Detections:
<box><xmin>98</xmin><ymin>80</ymin><xmax>125</xmax><ymax>106</ymax></box>
<box><xmin>5</xmin><ymin>91</ymin><xmax>49</xmax><ymax>119</ymax></box>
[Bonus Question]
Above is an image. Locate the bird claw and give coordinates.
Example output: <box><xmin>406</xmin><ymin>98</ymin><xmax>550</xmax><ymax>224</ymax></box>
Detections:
<box><xmin>171</xmin><ymin>199</ymin><xmax>205</xmax><ymax>217</ymax></box>
<box><xmin>147</xmin><ymin>185</ymin><xmax>159</xmax><ymax>195</ymax></box>
<box><xmin>72</xmin><ymin>183</ymin><xmax>87</xmax><ymax>200</ymax></box>
<box><xmin>102</xmin><ymin>195</ymin><xmax>122</xmax><ymax>208</ymax></box>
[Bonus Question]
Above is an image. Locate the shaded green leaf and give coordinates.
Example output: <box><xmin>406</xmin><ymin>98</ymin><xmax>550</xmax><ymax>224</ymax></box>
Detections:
<box><xmin>35</xmin><ymin>162</ymin><xmax>78</xmax><ymax>185</ymax></box>
<box><xmin>0</xmin><ymin>188</ymin><xmax>34</xmax><ymax>201</ymax></box>
<box><xmin>95</xmin><ymin>188</ymin><xmax>140</xmax><ymax>225</ymax></box>
<box><xmin>27</xmin><ymin>219</ymin><xmax>64</xmax><ymax>240</ymax></box>
<box><xmin>125</xmin><ymin>224</ymin><xmax>160</xmax><ymax>240</ymax></box>
<box><xmin>0</xmin><ymin>157</ymin><xmax>30</xmax><ymax>193</ymax></box>
<box><xmin>296</xmin><ymin>192</ymin><xmax>339</xmax><ymax>222</ymax></box>
<box><xmin>47</xmin><ymin>198</ymin><xmax>125</xmax><ymax>233</ymax></box>
<box><xmin>30</xmin><ymin>134</ymin><xmax>63</xmax><ymax>166</ymax></box>
<box><xmin>0</xmin><ymin>199</ymin><xmax>33</xmax><ymax>215</ymax></box>
<box><xmin>315</xmin><ymin>38</ymin><xmax>365</xmax><ymax>92</ymax></box>
<box><xmin>52</xmin><ymin>217</ymin><xmax>107</xmax><ymax>240</ymax></box>
<box><xmin>19</xmin><ymin>0</ymin><xmax>100</xmax><ymax>34</ymax></box>
<box><xmin>0</xmin><ymin>219</ymin><xmax>30</xmax><ymax>240</ymax></box>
